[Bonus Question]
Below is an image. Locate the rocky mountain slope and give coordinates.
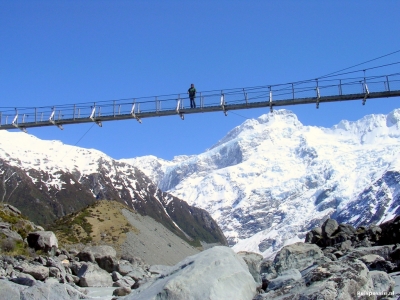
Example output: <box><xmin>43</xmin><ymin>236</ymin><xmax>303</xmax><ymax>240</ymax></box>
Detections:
<box><xmin>122</xmin><ymin>108</ymin><xmax>400</xmax><ymax>258</ymax></box>
<box><xmin>0</xmin><ymin>132</ymin><xmax>227</xmax><ymax>248</ymax></box>
<box><xmin>3</xmin><ymin>200</ymin><xmax>400</xmax><ymax>299</ymax></box>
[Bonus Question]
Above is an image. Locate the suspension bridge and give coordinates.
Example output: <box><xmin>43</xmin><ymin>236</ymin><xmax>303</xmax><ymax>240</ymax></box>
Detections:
<box><xmin>1</xmin><ymin>72</ymin><xmax>400</xmax><ymax>132</ymax></box>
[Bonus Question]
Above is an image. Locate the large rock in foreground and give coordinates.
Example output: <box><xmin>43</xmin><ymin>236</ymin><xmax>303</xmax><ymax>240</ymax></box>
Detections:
<box><xmin>256</xmin><ymin>258</ymin><xmax>375</xmax><ymax>300</ymax></box>
<box><xmin>0</xmin><ymin>279</ymin><xmax>88</xmax><ymax>300</ymax></box>
<box><xmin>126</xmin><ymin>246</ymin><xmax>257</xmax><ymax>300</ymax></box>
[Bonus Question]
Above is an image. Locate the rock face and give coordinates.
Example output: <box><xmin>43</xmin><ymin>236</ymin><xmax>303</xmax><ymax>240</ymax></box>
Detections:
<box><xmin>127</xmin><ymin>246</ymin><xmax>257</xmax><ymax>300</ymax></box>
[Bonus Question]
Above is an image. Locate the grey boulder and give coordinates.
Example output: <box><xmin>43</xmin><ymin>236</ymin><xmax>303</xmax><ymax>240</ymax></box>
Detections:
<box><xmin>26</xmin><ymin>231</ymin><xmax>58</xmax><ymax>252</ymax></box>
<box><xmin>118</xmin><ymin>260</ymin><xmax>136</xmax><ymax>276</ymax></box>
<box><xmin>266</xmin><ymin>268</ymin><xmax>301</xmax><ymax>291</ymax></box>
<box><xmin>85</xmin><ymin>245</ymin><xmax>117</xmax><ymax>258</ymax></box>
<box><xmin>77</xmin><ymin>262</ymin><xmax>113</xmax><ymax>287</ymax></box>
<box><xmin>113</xmin><ymin>276</ymin><xmax>136</xmax><ymax>288</ymax></box>
<box><xmin>126</xmin><ymin>246</ymin><xmax>257</xmax><ymax>300</ymax></box>
<box><xmin>113</xmin><ymin>286</ymin><xmax>132</xmax><ymax>296</ymax></box>
<box><xmin>272</xmin><ymin>242</ymin><xmax>324</xmax><ymax>274</ymax></box>
<box><xmin>370</xmin><ymin>270</ymin><xmax>395</xmax><ymax>297</ymax></box>
<box><xmin>20</xmin><ymin>281</ymin><xmax>88</xmax><ymax>300</ymax></box>
<box><xmin>15</xmin><ymin>262</ymin><xmax>49</xmax><ymax>281</ymax></box>
<box><xmin>0</xmin><ymin>279</ymin><xmax>27</xmax><ymax>300</ymax></box>
<box><xmin>256</xmin><ymin>259</ymin><xmax>375</xmax><ymax>300</ymax></box>
<box><xmin>237</xmin><ymin>251</ymin><xmax>263</xmax><ymax>284</ymax></box>
<box><xmin>0</xmin><ymin>222</ymin><xmax>23</xmax><ymax>241</ymax></box>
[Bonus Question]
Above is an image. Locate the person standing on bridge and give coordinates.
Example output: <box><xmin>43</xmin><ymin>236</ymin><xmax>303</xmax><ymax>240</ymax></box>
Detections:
<box><xmin>188</xmin><ymin>83</ymin><xmax>197</xmax><ymax>108</ymax></box>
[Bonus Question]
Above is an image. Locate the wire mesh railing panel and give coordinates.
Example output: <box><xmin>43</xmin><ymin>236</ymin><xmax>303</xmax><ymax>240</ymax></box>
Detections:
<box><xmin>387</xmin><ymin>74</ymin><xmax>400</xmax><ymax>91</ymax></box>
<box><xmin>367</xmin><ymin>80</ymin><xmax>387</xmax><ymax>93</ymax></box>
<box><xmin>319</xmin><ymin>84</ymin><xmax>341</xmax><ymax>97</ymax></box>
<box><xmin>339</xmin><ymin>80</ymin><xmax>363</xmax><ymax>95</ymax></box>
<box><xmin>201</xmin><ymin>94</ymin><xmax>223</xmax><ymax>108</ymax></box>
<box><xmin>390</xmin><ymin>79</ymin><xmax>400</xmax><ymax>91</ymax></box>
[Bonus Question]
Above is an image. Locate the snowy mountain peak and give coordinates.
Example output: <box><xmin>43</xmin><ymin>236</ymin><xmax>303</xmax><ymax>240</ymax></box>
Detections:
<box><xmin>387</xmin><ymin>108</ymin><xmax>400</xmax><ymax>127</ymax></box>
<box><xmin>0</xmin><ymin>130</ymin><xmax>110</xmax><ymax>176</ymax></box>
<box><xmin>333</xmin><ymin>114</ymin><xmax>386</xmax><ymax>133</ymax></box>
<box><xmin>331</xmin><ymin>109</ymin><xmax>400</xmax><ymax>144</ymax></box>
<box><xmin>125</xmin><ymin>108</ymin><xmax>400</xmax><ymax>258</ymax></box>
<box><xmin>256</xmin><ymin>109</ymin><xmax>301</xmax><ymax>125</ymax></box>
<box><xmin>209</xmin><ymin>109</ymin><xmax>302</xmax><ymax>151</ymax></box>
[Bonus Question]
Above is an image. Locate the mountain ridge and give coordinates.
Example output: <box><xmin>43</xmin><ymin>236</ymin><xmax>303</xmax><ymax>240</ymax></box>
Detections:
<box><xmin>0</xmin><ymin>132</ymin><xmax>227</xmax><ymax>248</ymax></box>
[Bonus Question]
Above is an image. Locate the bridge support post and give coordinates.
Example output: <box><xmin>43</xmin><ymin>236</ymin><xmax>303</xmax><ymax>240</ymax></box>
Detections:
<box><xmin>316</xmin><ymin>79</ymin><xmax>320</xmax><ymax>109</ymax></box>
<box><xmin>269</xmin><ymin>87</ymin><xmax>273</xmax><ymax>113</ymax></box>
<box><xmin>11</xmin><ymin>109</ymin><xmax>18</xmax><ymax>128</ymax></box>
<box><xmin>89</xmin><ymin>103</ymin><xmax>102</xmax><ymax>127</ymax></box>
<box><xmin>220</xmin><ymin>91</ymin><xmax>227</xmax><ymax>116</ymax></box>
<box><xmin>10</xmin><ymin>109</ymin><xmax>27</xmax><ymax>132</ymax></box>
<box><xmin>292</xmin><ymin>83</ymin><xmax>294</xmax><ymax>100</ymax></box>
<box><xmin>362</xmin><ymin>83</ymin><xmax>369</xmax><ymax>105</ymax></box>
<box><xmin>131</xmin><ymin>101</ymin><xmax>141</xmax><ymax>123</ymax></box>
<box><xmin>386</xmin><ymin>76</ymin><xmax>390</xmax><ymax>92</ymax></box>
<box><xmin>156</xmin><ymin>96</ymin><xmax>160</xmax><ymax>113</ymax></box>
<box><xmin>49</xmin><ymin>107</ymin><xmax>64</xmax><ymax>130</ymax></box>
<box><xmin>176</xmin><ymin>95</ymin><xmax>184</xmax><ymax>120</ymax></box>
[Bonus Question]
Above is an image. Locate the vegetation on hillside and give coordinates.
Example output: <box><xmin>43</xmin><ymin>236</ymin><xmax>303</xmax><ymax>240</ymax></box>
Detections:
<box><xmin>48</xmin><ymin>200</ymin><xmax>138</xmax><ymax>248</ymax></box>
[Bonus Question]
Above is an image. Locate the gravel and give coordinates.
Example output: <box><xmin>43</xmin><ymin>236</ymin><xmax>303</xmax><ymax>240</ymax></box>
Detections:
<box><xmin>120</xmin><ymin>209</ymin><xmax>200</xmax><ymax>266</ymax></box>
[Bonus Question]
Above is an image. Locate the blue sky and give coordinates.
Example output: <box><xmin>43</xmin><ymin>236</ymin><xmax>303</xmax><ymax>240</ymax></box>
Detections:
<box><xmin>1</xmin><ymin>1</ymin><xmax>400</xmax><ymax>160</ymax></box>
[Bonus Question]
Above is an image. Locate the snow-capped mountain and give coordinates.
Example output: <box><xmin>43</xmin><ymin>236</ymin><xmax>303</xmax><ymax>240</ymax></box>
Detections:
<box><xmin>0</xmin><ymin>131</ymin><xmax>227</xmax><ymax>247</ymax></box>
<box><xmin>121</xmin><ymin>108</ymin><xmax>400</xmax><ymax>258</ymax></box>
